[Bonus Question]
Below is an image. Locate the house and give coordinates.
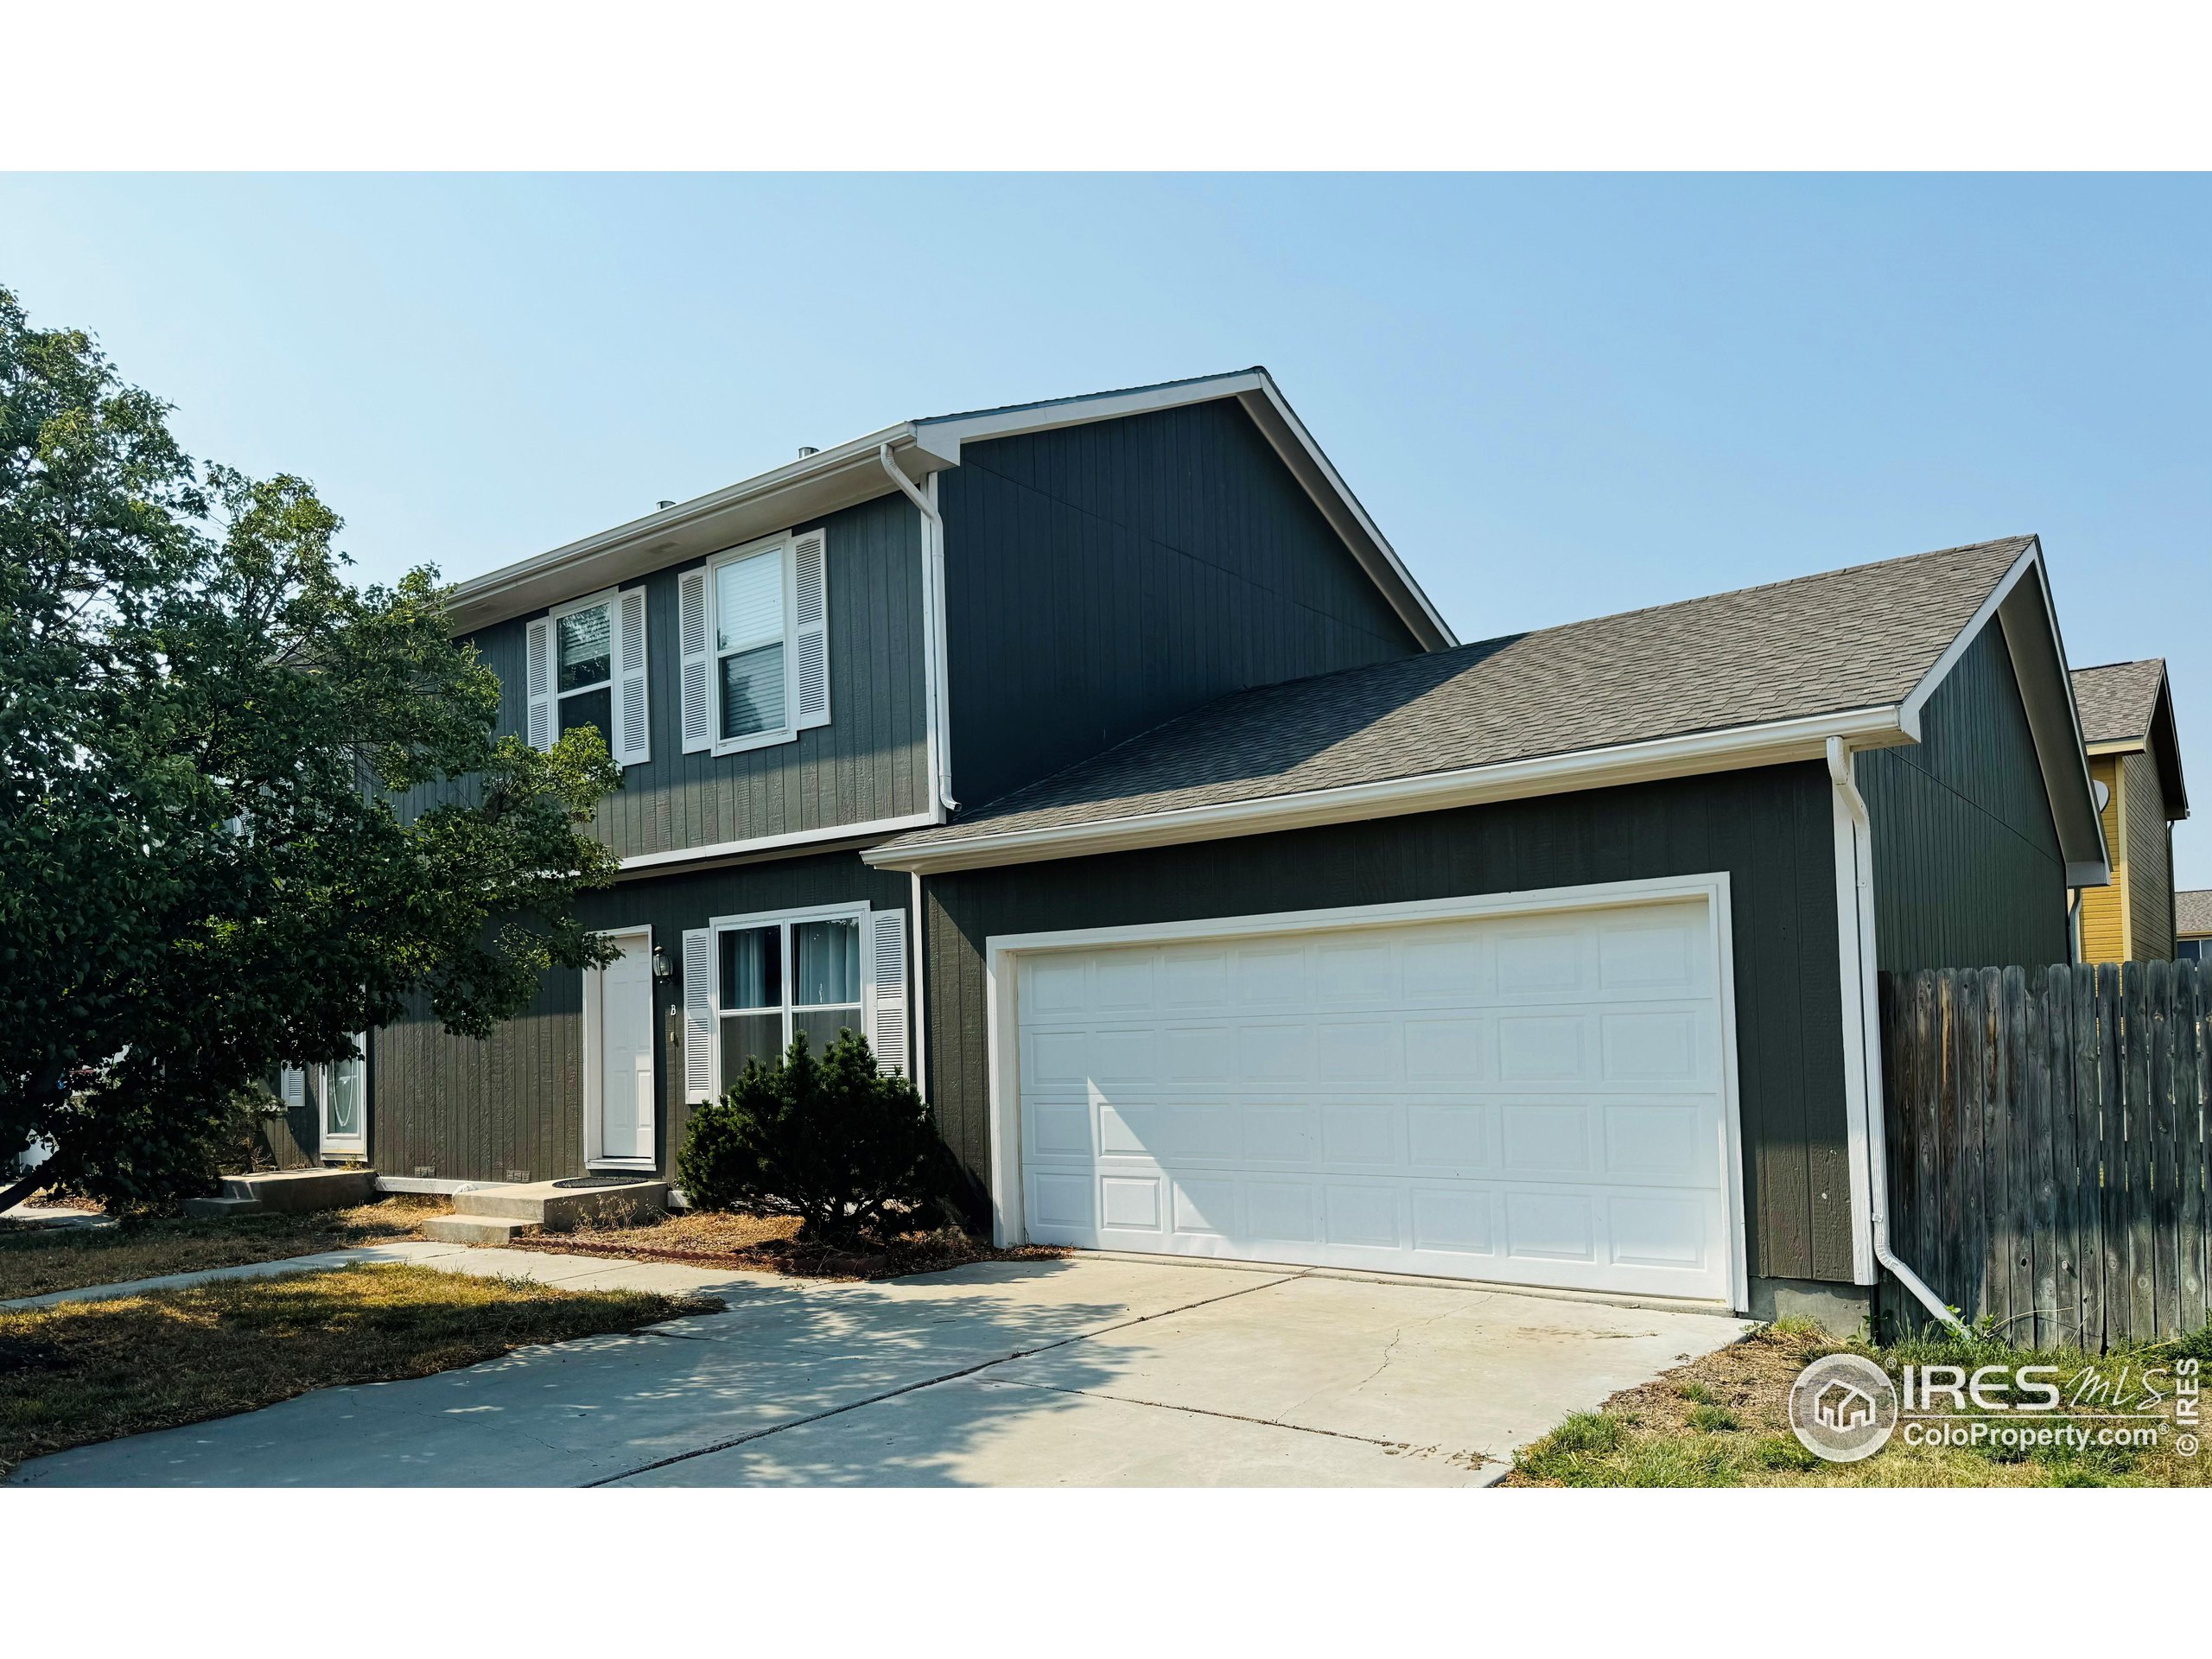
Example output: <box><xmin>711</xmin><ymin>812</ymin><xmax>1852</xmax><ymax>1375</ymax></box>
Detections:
<box><xmin>306</xmin><ymin>368</ymin><xmax>2108</xmax><ymax>1327</ymax></box>
<box><xmin>2179</xmin><ymin>890</ymin><xmax>2212</xmax><ymax>964</ymax></box>
<box><xmin>2069</xmin><ymin>659</ymin><xmax>2190</xmax><ymax>962</ymax></box>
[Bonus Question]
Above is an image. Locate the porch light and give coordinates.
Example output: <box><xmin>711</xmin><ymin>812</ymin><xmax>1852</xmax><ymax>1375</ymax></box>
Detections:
<box><xmin>652</xmin><ymin>945</ymin><xmax>676</xmax><ymax>984</ymax></box>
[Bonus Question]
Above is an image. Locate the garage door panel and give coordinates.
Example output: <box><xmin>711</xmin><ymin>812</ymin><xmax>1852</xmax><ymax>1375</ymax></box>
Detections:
<box><xmin>1014</xmin><ymin>897</ymin><xmax>1735</xmax><ymax>1301</ymax></box>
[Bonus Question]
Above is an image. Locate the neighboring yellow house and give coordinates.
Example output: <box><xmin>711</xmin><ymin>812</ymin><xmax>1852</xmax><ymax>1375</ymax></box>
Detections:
<box><xmin>2070</xmin><ymin>659</ymin><xmax>2190</xmax><ymax>962</ymax></box>
<box><xmin>2179</xmin><ymin>889</ymin><xmax>2212</xmax><ymax>965</ymax></box>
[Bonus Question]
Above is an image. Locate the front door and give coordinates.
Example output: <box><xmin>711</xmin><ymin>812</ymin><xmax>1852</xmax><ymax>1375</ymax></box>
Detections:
<box><xmin>319</xmin><ymin>1036</ymin><xmax>368</xmax><ymax>1159</ymax></box>
<box><xmin>594</xmin><ymin>931</ymin><xmax>656</xmax><ymax>1166</ymax></box>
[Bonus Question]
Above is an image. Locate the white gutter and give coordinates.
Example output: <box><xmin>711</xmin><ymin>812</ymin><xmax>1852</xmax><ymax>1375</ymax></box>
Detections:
<box><xmin>1826</xmin><ymin>734</ymin><xmax>1970</xmax><ymax>1339</ymax></box>
<box><xmin>870</xmin><ymin>703</ymin><xmax>1910</xmax><ymax>874</ymax></box>
<box><xmin>878</xmin><ymin>444</ymin><xmax>958</xmax><ymax>815</ymax></box>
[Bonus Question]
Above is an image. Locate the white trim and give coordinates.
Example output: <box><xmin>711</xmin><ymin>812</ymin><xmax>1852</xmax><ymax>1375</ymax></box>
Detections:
<box><xmin>1830</xmin><ymin>776</ymin><xmax>1879</xmax><ymax>1284</ymax></box>
<box><xmin>873</xmin><ymin>704</ymin><xmax>1909</xmax><ymax>874</ymax></box>
<box><xmin>1897</xmin><ymin>544</ymin><xmax>2038</xmax><ymax>739</ymax></box>
<box><xmin>582</xmin><ymin>925</ymin><xmax>657</xmax><ymax>1173</ymax></box>
<box><xmin>445</xmin><ymin>371</ymin><xmax>1452</xmax><ymax>660</ymax></box>
<box><xmin>702</xmin><ymin>900</ymin><xmax>874</xmax><ymax>1090</ymax></box>
<box><xmin>982</xmin><ymin>873</ymin><xmax>1750</xmax><ymax>1311</ymax></box>
<box><xmin>704</xmin><ymin>531</ymin><xmax>801</xmax><ymax>759</ymax></box>
<box><xmin>910</xmin><ymin>870</ymin><xmax>930</xmax><ymax>1103</ymax></box>
<box><xmin>617</xmin><ymin>810</ymin><xmax>939</xmax><ymax>874</ymax></box>
<box><xmin>907</xmin><ymin>370</ymin><xmax>1456</xmax><ymax>652</ymax></box>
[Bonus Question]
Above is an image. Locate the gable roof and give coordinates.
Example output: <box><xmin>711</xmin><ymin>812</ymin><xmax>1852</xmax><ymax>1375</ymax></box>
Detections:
<box><xmin>869</xmin><ymin>534</ymin><xmax>2109</xmax><ymax>881</ymax></box>
<box><xmin>2072</xmin><ymin>659</ymin><xmax>2167</xmax><ymax>744</ymax></box>
<box><xmin>2070</xmin><ymin>658</ymin><xmax>2189</xmax><ymax>820</ymax></box>
<box><xmin>443</xmin><ymin>369</ymin><xmax>1454</xmax><ymax>650</ymax></box>
<box><xmin>2178</xmin><ymin>889</ymin><xmax>2212</xmax><ymax>938</ymax></box>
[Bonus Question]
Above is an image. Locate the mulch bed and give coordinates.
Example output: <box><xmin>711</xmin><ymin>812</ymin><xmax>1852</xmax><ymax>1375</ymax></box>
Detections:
<box><xmin>509</xmin><ymin>1211</ymin><xmax>1065</xmax><ymax>1281</ymax></box>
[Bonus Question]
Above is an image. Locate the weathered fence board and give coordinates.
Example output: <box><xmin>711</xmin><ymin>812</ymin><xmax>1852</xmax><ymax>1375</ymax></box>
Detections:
<box><xmin>1880</xmin><ymin>960</ymin><xmax>2212</xmax><ymax>1351</ymax></box>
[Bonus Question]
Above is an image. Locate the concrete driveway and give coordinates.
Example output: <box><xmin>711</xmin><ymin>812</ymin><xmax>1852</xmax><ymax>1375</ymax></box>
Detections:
<box><xmin>11</xmin><ymin>1254</ymin><xmax>1749</xmax><ymax>1487</ymax></box>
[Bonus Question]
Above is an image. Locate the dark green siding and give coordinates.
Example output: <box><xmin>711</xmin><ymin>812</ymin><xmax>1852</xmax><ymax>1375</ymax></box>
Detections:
<box><xmin>920</xmin><ymin>762</ymin><xmax>1856</xmax><ymax>1286</ymax></box>
<box><xmin>370</xmin><ymin>852</ymin><xmax>909</xmax><ymax>1183</ymax></box>
<box><xmin>1859</xmin><ymin>625</ymin><xmax>2069</xmax><ymax>971</ymax></box>
<box><xmin>401</xmin><ymin>491</ymin><xmax>930</xmax><ymax>861</ymax></box>
<box><xmin>938</xmin><ymin>399</ymin><xmax>1424</xmax><ymax>811</ymax></box>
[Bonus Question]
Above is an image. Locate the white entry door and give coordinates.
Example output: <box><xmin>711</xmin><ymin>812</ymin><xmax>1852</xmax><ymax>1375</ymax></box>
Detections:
<box><xmin>1009</xmin><ymin>887</ymin><xmax>1741</xmax><ymax>1303</ymax></box>
<box><xmin>591</xmin><ymin>931</ymin><xmax>656</xmax><ymax>1166</ymax></box>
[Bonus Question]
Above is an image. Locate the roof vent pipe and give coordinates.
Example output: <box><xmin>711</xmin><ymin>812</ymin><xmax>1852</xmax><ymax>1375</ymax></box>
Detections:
<box><xmin>798</xmin><ymin>446</ymin><xmax>819</xmax><ymax>459</ymax></box>
<box><xmin>1827</xmin><ymin>734</ymin><xmax>1970</xmax><ymax>1339</ymax></box>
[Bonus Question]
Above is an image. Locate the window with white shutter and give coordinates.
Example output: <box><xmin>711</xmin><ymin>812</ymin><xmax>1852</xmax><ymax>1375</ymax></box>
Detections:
<box><xmin>678</xmin><ymin>568</ymin><xmax>712</xmax><ymax>754</ymax></box>
<box><xmin>524</xmin><ymin>618</ymin><xmax>554</xmax><ymax>752</ymax></box>
<box><xmin>698</xmin><ymin>527</ymin><xmax>830</xmax><ymax>754</ymax></box>
<box><xmin>791</xmin><ymin>527</ymin><xmax>830</xmax><ymax>730</ymax></box>
<box><xmin>613</xmin><ymin>586</ymin><xmax>652</xmax><ymax>766</ymax></box>
<box><xmin>278</xmin><ymin>1066</ymin><xmax>306</xmax><ymax>1109</ymax></box>
<box><xmin>868</xmin><ymin>909</ymin><xmax>909</xmax><ymax>1076</ymax></box>
<box><xmin>683</xmin><ymin>926</ymin><xmax>715</xmax><ymax>1103</ymax></box>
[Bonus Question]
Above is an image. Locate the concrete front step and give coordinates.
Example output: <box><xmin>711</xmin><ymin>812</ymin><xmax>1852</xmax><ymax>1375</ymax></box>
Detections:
<box><xmin>183</xmin><ymin>1195</ymin><xmax>266</xmax><ymax>1219</ymax></box>
<box><xmin>452</xmin><ymin>1178</ymin><xmax>667</xmax><ymax>1232</ymax></box>
<box><xmin>421</xmin><ymin>1213</ymin><xmax>543</xmax><ymax>1246</ymax></box>
<box><xmin>216</xmin><ymin>1167</ymin><xmax>379</xmax><ymax>1213</ymax></box>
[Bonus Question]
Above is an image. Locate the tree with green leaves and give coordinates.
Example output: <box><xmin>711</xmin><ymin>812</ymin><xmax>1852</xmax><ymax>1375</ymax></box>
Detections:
<box><xmin>0</xmin><ymin>285</ymin><xmax>622</xmax><ymax>1213</ymax></box>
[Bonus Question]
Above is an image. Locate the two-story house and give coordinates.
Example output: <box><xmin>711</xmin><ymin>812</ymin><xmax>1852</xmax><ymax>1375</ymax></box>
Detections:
<box><xmin>311</xmin><ymin>369</ymin><xmax>2109</xmax><ymax>1327</ymax></box>
<box><xmin>2068</xmin><ymin>658</ymin><xmax>2190</xmax><ymax>962</ymax></box>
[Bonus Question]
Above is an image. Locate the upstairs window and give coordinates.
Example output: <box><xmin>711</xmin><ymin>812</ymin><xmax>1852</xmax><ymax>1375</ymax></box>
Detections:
<box><xmin>678</xmin><ymin>527</ymin><xmax>830</xmax><ymax>755</ymax></box>
<box><xmin>524</xmin><ymin>587</ymin><xmax>652</xmax><ymax>766</ymax></box>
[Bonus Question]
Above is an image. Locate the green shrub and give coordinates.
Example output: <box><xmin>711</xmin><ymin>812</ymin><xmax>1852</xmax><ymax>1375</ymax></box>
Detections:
<box><xmin>675</xmin><ymin>1029</ymin><xmax>957</xmax><ymax>1243</ymax></box>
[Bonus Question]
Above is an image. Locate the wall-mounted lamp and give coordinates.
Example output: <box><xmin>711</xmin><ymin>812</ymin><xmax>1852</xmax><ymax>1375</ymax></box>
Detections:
<box><xmin>652</xmin><ymin>945</ymin><xmax>676</xmax><ymax>985</ymax></box>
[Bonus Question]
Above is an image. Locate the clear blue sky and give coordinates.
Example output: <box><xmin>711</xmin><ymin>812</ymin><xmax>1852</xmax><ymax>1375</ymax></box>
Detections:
<box><xmin>4</xmin><ymin>173</ymin><xmax>2206</xmax><ymax>883</ymax></box>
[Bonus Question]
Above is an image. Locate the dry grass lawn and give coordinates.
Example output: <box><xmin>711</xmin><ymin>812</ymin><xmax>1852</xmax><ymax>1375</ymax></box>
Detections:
<box><xmin>1506</xmin><ymin>1319</ymin><xmax>2210</xmax><ymax>1488</ymax></box>
<box><xmin>514</xmin><ymin>1206</ymin><xmax>1065</xmax><ymax>1281</ymax></box>
<box><xmin>0</xmin><ymin>1197</ymin><xmax>449</xmax><ymax>1302</ymax></box>
<box><xmin>0</xmin><ymin>1262</ymin><xmax>717</xmax><ymax>1476</ymax></box>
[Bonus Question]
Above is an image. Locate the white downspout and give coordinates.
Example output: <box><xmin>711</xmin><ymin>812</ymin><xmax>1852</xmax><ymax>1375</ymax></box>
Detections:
<box><xmin>879</xmin><ymin>444</ymin><xmax>957</xmax><ymax>815</ymax></box>
<box><xmin>1827</xmin><ymin>735</ymin><xmax>1971</xmax><ymax>1339</ymax></box>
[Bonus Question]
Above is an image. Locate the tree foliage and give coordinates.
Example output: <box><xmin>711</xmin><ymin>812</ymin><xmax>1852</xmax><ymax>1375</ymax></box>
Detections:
<box><xmin>0</xmin><ymin>286</ymin><xmax>622</xmax><ymax>1211</ymax></box>
<box><xmin>677</xmin><ymin>1031</ymin><xmax>958</xmax><ymax>1243</ymax></box>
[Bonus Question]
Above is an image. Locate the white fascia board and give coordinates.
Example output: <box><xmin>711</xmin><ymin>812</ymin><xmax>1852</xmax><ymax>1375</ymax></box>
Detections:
<box><xmin>906</xmin><ymin>371</ymin><xmax>1270</xmax><ymax>467</ymax></box>
<box><xmin>1900</xmin><ymin>537</ymin><xmax>2109</xmax><ymax>882</ymax></box>
<box><xmin>616</xmin><ymin>810</ymin><xmax>938</xmax><ymax>878</ymax></box>
<box><xmin>910</xmin><ymin>369</ymin><xmax>1459</xmax><ymax>652</ymax></box>
<box><xmin>865</xmin><ymin>705</ymin><xmax>1907</xmax><ymax>874</ymax></box>
<box><xmin>446</xmin><ymin>423</ymin><xmax>931</xmax><ymax>635</ymax></box>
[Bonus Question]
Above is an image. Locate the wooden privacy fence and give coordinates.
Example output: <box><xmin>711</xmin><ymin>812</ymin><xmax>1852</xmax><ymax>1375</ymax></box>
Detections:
<box><xmin>1878</xmin><ymin>962</ymin><xmax>2209</xmax><ymax>1351</ymax></box>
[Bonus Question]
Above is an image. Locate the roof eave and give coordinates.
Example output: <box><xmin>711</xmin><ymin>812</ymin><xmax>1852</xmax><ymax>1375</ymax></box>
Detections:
<box><xmin>866</xmin><ymin>703</ymin><xmax>1910</xmax><ymax>874</ymax></box>
<box><xmin>443</xmin><ymin>423</ymin><xmax>927</xmax><ymax>635</ymax></box>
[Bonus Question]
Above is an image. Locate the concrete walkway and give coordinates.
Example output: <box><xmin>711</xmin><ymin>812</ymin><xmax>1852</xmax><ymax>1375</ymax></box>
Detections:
<box><xmin>8</xmin><ymin>1247</ymin><xmax>1749</xmax><ymax>1488</ymax></box>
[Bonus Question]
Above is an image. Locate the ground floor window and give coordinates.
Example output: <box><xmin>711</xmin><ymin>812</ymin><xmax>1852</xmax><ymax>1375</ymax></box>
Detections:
<box><xmin>715</xmin><ymin>907</ymin><xmax>864</xmax><ymax>1090</ymax></box>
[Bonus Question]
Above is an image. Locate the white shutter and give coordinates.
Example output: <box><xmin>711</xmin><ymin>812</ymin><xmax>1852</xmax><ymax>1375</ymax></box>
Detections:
<box><xmin>524</xmin><ymin>617</ymin><xmax>554</xmax><ymax>752</ymax></box>
<box><xmin>868</xmin><ymin>909</ymin><xmax>909</xmax><ymax>1076</ymax></box>
<box><xmin>613</xmin><ymin>586</ymin><xmax>652</xmax><ymax>766</ymax></box>
<box><xmin>677</xmin><ymin>568</ymin><xmax>712</xmax><ymax>753</ymax></box>
<box><xmin>683</xmin><ymin>926</ymin><xmax>715</xmax><ymax>1103</ymax></box>
<box><xmin>278</xmin><ymin>1066</ymin><xmax>306</xmax><ymax>1109</ymax></box>
<box><xmin>791</xmin><ymin>527</ymin><xmax>830</xmax><ymax>731</ymax></box>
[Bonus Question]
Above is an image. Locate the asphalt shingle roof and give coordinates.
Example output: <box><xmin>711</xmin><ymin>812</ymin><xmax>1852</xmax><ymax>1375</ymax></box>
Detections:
<box><xmin>886</xmin><ymin>535</ymin><xmax>2037</xmax><ymax>852</ymax></box>
<box><xmin>2069</xmin><ymin>659</ymin><xmax>2167</xmax><ymax>745</ymax></box>
<box><xmin>2177</xmin><ymin>890</ymin><xmax>2212</xmax><ymax>938</ymax></box>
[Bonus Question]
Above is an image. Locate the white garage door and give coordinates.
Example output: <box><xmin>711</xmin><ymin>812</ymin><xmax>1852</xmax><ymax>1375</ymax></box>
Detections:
<box><xmin>1013</xmin><ymin>893</ymin><xmax>1739</xmax><ymax>1302</ymax></box>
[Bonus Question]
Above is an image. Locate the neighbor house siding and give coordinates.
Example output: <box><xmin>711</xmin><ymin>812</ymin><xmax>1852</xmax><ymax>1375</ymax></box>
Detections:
<box><xmin>919</xmin><ymin>762</ymin><xmax>1856</xmax><ymax>1286</ymax></box>
<box><xmin>2079</xmin><ymin>754</ymin><xmax>2127</xmax><ymax>961</ymax></box>
<box><xmin>2123</xmin><ymin>750</ymin><xmax>2175</xmax><ymax>959</ymax></box>
<box><xmin>1857</xmin><ymin>624</ymin><xmax>2069</xmax><ymax>972</ymax></box>
<box><xmin>938</xmin><ymin>398</ymin><xmax>1425</xmax><ymax>811</ymax></box>
<box><xmin>400</xmin><ymin>491</ymin><xmax>930</xmax><ymax>862</ymax></box>
<box><xmin>370</xmin><ymin>851</ymin><xmax>911</xmax><ymax>1184</ymax></box>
